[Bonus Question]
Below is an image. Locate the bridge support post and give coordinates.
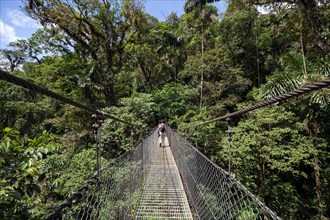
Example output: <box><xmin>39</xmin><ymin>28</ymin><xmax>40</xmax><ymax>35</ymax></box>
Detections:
<box><xmin>194</xmin><ymin>127</ymin><xmax>198</xmax><ymax>149</ymax></box>
<box><xmin>226</xmin><ymin>118</ymin><xmax>233</xmax><ymax>174</ymax></box>
<box><xmin>130</xmin><ymin>129</ymin><xmax>134</xmax><ymax>146</ymax></box>
<box><xmin>92</xmin><ymin>111</ymin><xmax>105</xmax><ymax>178</ymax></box>
<box><xmin>140</xmin><ymin>132</ymin><xmax>145</xmax><ymax>179</ymax></box>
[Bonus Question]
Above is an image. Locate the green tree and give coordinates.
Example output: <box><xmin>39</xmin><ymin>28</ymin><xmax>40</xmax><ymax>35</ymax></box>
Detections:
<box><xmin>124</xmin><ymin>14</ymin><xmax>176</xmax><ymax>93</ymax></box>
<box><xmin>52</xmin><ymin>149</ymin><xmax>104</xmax><ymax>197</ymax></box>
<box><xmin>218</xmin><ymin>6</ymin><xmax>261</xmax><ymax>86</ymax></box>
<box><xmin>0</xmin><ymin>47</ymin><xmax>25</xmax><ymax>72</ymax></box>
<box><xmin>24</xmin><ymin>0</ymin><xmax>146</xmax><ymax>105</ymax></box>
<box><xmin>262</xmin><ymin>51</ymin><xmax>330</xmax><ymax>219</ymax></box>
<box><xmin>153</xmin><ymin>83</ymin><xmax>198</xmax><ymax>127</ymax></box>
<box><xmin>0</xmin><ymin>128</ymin><xmax>60</xmax><ymax>219</ymax></box>
<box><xmin>184</xmin><ymin>0</ymin><xmax>221</xmax><ymax>107</ymax></box>
<box><xmin>155</xmin><ymin>19</ymin><xmax>186</xmax><ymax>83</ymax></box>
<box><xmin>101</xmin><ymin>93</ymin><xmax>156</xmax><ymax>156</ymax></box>
<box><xmin>218</xmin><ymin>106</ymin><xmax>313</xmax><ymax>219</ymax></box>
<box><xmin>237</xmin><ymin>0</ymin><xmax>330</xmax><ymax>54</ymax></box>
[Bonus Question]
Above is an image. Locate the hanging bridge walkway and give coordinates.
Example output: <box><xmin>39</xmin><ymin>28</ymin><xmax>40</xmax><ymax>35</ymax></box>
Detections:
<box><xmin>1</xmin><ymin>70</ymin><xmax>330</xmax><ymax>219</ymax></box>
<box><xmin>136</xmin><ymin>136</ymin><xmax>192</xmax><ymax>219</ymax></box>
<box><xmin>52</xmin><ymin>128</ymin><xmax>281</xmax><ymax>220</ymax></box>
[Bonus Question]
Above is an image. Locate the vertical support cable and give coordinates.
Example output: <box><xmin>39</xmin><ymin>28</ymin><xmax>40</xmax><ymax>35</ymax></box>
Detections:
<box><xmin>96</xmin><ymin>126</ymin><xmax>101</xmax><ymax>175</ymax></box>
<box><xmin>141</xmin><ymin>131</ymin><xmax>145</xmax><ymax>178</ymax></box>
<box><xmin>226</xmin><ymin>118</ymin><xmax>233</xmax><ymax>174</ymax></box>
<box><xmin>92</xmin><ymin>112</ymin><xmax>105</xmax><ymax>177</ymax></box>
<box><xmin>194</xmin><ymin>127</ymin><xmax>198</xmax><ymax>148</ymax></box>
<box><xmin>130</xmin><ymin>128</ymin><xmax>134</xmax><ymax>146</ymax></box>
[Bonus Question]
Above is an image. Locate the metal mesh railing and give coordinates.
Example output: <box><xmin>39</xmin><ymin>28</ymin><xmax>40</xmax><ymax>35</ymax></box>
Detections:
<box><xmin>136</xmin><ymin>132</ymin><xmax>193</xmax><ymax>219</ymax></box>
<box><xmin>168</xmin><ymin>128</ymin><xmax>281</xmax><ymax>220</ymax></box>
<box><xmin>50</xmin><ymin>128</ymin><xmax>281</xmax><ymax>219</ymax></box>
<box><xmin>50</xmin><ymin>130</ymin><xmax>158</xmax><ymax>219</ymax></box>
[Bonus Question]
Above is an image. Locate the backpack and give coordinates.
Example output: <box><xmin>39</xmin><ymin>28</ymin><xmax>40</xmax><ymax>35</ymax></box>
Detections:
<box><xmin>159</xmin><ymin>124</ymin><xmax>166</xmax><ymax>132</ymax></box>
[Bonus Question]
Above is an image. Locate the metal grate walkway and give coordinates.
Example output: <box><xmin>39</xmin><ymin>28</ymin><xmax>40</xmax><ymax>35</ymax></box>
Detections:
<box><xmin>136</xmin><ymin>136</ymin><xmax>193</xmax><ymax>219</ymax></box>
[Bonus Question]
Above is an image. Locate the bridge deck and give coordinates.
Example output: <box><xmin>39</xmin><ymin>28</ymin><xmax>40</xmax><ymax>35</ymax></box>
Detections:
<box><xmin>136</xmin><ymin>135</ymin><xmax>193</xmax><ymax>219</ymax></box>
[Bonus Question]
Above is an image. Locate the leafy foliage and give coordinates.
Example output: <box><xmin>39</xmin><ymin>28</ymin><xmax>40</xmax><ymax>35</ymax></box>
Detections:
<box><xmin>153</xmin><ymin>83</ymin><xmax>198</xmax><ymax>126</ymax></box>
<box><xmin>218</xmin><ymin>106</ymin><xmax>314</xmax><ymax>219</ymax></box>
<box><xmin>52</xmin><ymin>149</ymin><xmax>105</xmax><ymax>196</ymax></box>
<box><xmin>0</xmin><ymin>128</ymin><xmax>60</xmax><ymax>219</ymax></box>
<box><xmin>0</xmin><ymin>0</ymin><xmax>329</xmax><ymax>218</ymax></box>
<box><xmin>101</xmin><ymin>93</ymin><xmax>156</xmax><ymax>155</ymax></box>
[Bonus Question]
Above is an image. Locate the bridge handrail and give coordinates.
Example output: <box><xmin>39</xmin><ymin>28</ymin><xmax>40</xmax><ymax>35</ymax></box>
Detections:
<box><xmin>169</xmin><ymin>127</ymin><xmax>282</xmax><ymax>219</ymax></box>
<box><xmin>46</xmin><ymin>138</ymin><xmax>143</xmax><ymax>219</ymax></box>
<box><xmin>0</xmin><ymin>70</ymin><xmax>139</xmax><ymax>128</ymax></box>
<box><xmin>47</xmin><ymin>128</ymin><xmax>158</xmax><ymax>219</ymax></box>
<box><xmin>180</xmin><ymin>77</ymin><xmax>330</xmax><ymax>129</ymax></box>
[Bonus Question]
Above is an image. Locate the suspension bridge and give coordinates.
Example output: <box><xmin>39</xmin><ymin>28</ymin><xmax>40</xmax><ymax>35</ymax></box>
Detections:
<box><xmin>1</xmin><ymin>70</ymin><xmax>330</xmax><ymax>219</ymax></box>
<box><xmin>49</xmin><ymin>128</ymin><xmax>281</xmax><ymax>220</ymax></box>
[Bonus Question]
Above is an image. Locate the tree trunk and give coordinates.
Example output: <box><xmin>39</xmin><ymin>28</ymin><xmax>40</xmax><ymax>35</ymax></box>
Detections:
<box><xmin>103</xmin><ymin>83</ymin><xmax>117</xmax><ymax>106</ymax></box>
<box><xmin>312</xmin><ymin>139</ymin><xmax>322</xmax><ymax>220</ymax></box>
<box><xmin>300</xmin><ymin>32</ymin><xmax>308</xmax><ymax>78</ymax></box>
<box><xmin>255</xmin><ymin>19</ymin><xmax>261</xmax><ymax>87</ymax></box>
<box><xmin>299</xmin><ymin>0</ymin><xmax>330</xmax><ymax>54</ymax></box>
<box><xmin>307</xmin><ymin>106</ymin><xmax>323</xmax><ymax>220</ymax></box>
<box><xmin>200</xmin><ymin>8</ymin><xmax>205</xmax><ymax>109</ymax></box>
<box><xmin>311</xmin><ymin>126</ymin><xmax>322</xmax><ymax>220</ymax></box>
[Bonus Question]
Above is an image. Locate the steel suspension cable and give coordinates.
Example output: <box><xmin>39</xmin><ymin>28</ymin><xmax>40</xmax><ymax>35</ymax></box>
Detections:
<box><xmin>0</xmin><ymin>70</ymin><xmax>136</xmax><ymax>127</ymax></box>
<box><xmin>182</xmin><ymin>77</ymin><xmax>330</xmax><ymax>129</ymax></box>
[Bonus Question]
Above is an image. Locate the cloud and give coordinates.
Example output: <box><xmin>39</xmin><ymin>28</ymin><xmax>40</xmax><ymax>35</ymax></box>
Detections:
<box><xmin>257</xmin><ymin>6</ymin><xmax>270</xmax><ymax>15</ymax></box>
<box><xmin>0</xmin><ymin>19</ymin><xmax>22</xmax><ymax>45</ymax></box>
<box><xmin>7</xmin><ymin>9</ymin><xmax>41</xmax><ymax>29</ymax></box>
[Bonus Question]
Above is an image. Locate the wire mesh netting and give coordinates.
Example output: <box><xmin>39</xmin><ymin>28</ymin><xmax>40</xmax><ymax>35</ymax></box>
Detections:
<box><xmin>168</xmin><ymin>128</ymin><xmax>281</xmax><ymax>220</ymax></box>
<box><xmin>51</xmin><ymin>128</ymin><xmax>281</xmax><ymax>220</ymax></box>
<box><xmin>135</xmin><ymin>132</ymin><xmax>193</xmax><ymax>219</ymax></box>
<box><xmin>55</xmin><ymin>130</ymin><xmax>158</xmax><ymax>220</ymax></box>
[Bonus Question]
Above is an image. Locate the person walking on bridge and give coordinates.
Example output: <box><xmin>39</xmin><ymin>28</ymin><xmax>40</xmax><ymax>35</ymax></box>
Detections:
<box><xmin>158</xmin><ymin>119</ymin><xmax>166</xmax><ymax>147</ymax></box>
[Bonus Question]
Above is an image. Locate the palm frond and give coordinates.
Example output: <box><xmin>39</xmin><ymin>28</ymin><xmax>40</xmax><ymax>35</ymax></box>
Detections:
<box><xmin>308</xmin><ymin>88</ymin><xmax>330</xmax><ymax>107</ymax></box>
<box><xmin>184</xmin><ymin>0</ymin><xmax>198</xmax><ymax>13</ymax></box>
<box><xmin>184</xmin><ymin>0</ymin><xmax>221</xmax><ymax>13</ymax></box>
<box><xmin>263</xmin><ymin>73</ymin><xmax>303</xmax><ymax>99</ymax></box>
<box><xmin>316</xmin><ymin>56</ymin><xmax>330</xmax><ymax>76</ymax></box>
<box><xmin>280</xmin><ymin>51</ymin><xmax>305</xmax><ymax>75</ymax></box>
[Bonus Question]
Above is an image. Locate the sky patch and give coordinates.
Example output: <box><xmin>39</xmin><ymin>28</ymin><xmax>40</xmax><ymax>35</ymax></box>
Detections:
<box><xmin>0</xmin><ymin>19</ymin><xmax>23</xmax><ymax>47</ymax></box>
<box><xmin>6</xmin><ymin>9</ymin><xmax>41</xmax><ymax>29</ymax></box>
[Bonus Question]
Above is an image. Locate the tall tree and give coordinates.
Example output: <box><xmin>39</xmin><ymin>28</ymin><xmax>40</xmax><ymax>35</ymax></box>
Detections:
<box><xmin>239</xmin><ymin>0</ymin><xmax>330</xmax><ymax>54</ymax></box>
<box><xmin>24</xmin><ymin>0</ymin><xmax>145</xmax><ymax>105</ymax></box>
<box><xmin>219</xmin><ymin>106</ymin><xmax>313</xmax><ymax>219</ymax></box>
<box><xmin>0</xmin><ymin>47</ymin><xmax>25</xmax><ymax>72</ymax></box>
<box><xmin>184</xmin><ymin>0</ymin><xmax>221</xmax><ymax>108</ymax></box>
<box><xmin>263</xmin><ymin>51</ymin><xmax>330</xmax><ymax>219</ymax></box>
<box><xmin>156</xmin><ymin>18</ymin><xmax>185</xmax><ymax>83</ymax></box>
<box><xmin>218</xmin><ymin>6</ymin><xmax>260</xmax><ymax>86</ymax></box>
